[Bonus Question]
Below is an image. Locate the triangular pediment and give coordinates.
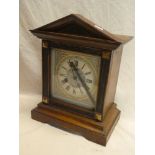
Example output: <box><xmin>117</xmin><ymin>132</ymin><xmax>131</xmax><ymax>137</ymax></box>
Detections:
<box><xmin>42</xmin><ymin>21</ymin><xmax>105</xmax><ymax>39</ymax></box>
<box><xmin>30</xmin><ymin>14</ymin><xmax>132</xmax><ymax>44</ymax></box>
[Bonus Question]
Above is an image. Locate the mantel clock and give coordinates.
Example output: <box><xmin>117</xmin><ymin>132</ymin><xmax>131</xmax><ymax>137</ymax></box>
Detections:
<box><xmin>30</xmin><ymin>14</ymin><xmax>132</xmax><ymax>146</ymax></box>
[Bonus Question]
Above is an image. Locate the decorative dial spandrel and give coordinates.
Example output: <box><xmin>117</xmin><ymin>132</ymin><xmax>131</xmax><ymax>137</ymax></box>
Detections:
<box><xmin>51</xmin><ymin>48</ymin><xmax>101</xmax><ymax>109</ymax></box>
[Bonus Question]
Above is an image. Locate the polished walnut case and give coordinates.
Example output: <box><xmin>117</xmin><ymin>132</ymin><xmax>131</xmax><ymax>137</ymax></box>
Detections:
<box><xmin>30</xmin><ymin>14</ymin><xmax>132</xmax><ymax>146</ymax></box>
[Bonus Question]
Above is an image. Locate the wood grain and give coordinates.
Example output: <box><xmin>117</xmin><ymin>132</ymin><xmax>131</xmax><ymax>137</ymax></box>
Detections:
<box><xmin>30</xmin><ymin>14</ymin><xmax>132</xmax><ymax>146</ymax></box>
<box><xmin>31</xmin><ymin>103</ymin><xmax>120</xmax><ymax>146</ymax></box>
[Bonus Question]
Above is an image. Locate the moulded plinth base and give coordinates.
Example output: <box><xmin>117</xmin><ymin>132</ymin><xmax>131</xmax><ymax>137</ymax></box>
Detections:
<box><xmin>31</xmin><ymin>102</ymin><xmax>120</xmax><ymax>146</ymax></box>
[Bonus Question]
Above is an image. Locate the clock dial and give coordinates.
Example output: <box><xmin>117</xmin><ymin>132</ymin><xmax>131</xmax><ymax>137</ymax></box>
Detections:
<box><xmin>57</xmin><ymin>57</ymin><xmax>94</xmax><ymax>98</ymax></box>
<box><xmin>51</xmin><ymin>48</ymin><xmax>101</xmax><ymax>109</ymax></box>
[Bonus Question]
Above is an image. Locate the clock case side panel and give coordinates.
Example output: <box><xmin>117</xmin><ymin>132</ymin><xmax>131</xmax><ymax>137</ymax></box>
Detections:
<box><xmin>102</xmin><ymin>45</ymin><xmax>123</xmax><ymax>116</ymax></box>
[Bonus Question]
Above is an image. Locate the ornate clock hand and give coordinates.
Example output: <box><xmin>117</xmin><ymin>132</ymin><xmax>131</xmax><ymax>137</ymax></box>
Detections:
<box><xmin>69</xmin><ymin>61</ymin><xmax>95</xmax><ymax>106</ymax></box>
<box><xmin>68</xmin><ymin>60</ymin><xmax>83</xmax><ymax>94</ymax></box>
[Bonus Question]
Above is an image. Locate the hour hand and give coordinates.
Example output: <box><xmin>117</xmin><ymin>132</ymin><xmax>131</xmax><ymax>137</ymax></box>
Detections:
<box><xmin>69</xmin><ymin>61</ymin><xmax>78</xmax><ymax>72</ymax></box>
<box><xmin>68</xmin><ymin>60</ymin><xmax>76</xmax><ymax>78</ymax></box>
<box><xmin>68</xmin><ymin>60</ymin><xmax>74</xmax><ymax>68</ymax></box>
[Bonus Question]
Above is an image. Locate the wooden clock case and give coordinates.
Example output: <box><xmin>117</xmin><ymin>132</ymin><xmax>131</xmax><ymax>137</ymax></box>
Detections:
<box><xmin>30</xmin><ymin>14</ymin><xmax>132</xmax><ymax>146</ymax></box>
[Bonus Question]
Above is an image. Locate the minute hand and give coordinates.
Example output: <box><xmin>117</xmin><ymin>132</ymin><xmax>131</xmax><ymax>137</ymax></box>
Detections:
<box><xmin>69</xmin><ymin>62</ymin><xmax>95</xmax><ymax>106</ymax></box>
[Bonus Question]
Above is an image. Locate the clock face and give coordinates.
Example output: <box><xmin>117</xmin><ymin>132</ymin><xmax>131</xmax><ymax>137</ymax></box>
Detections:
<box><xmin>51</xmin><ymin>48</ymin><xmax>101</xmax><ymax>109</ymax></box>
